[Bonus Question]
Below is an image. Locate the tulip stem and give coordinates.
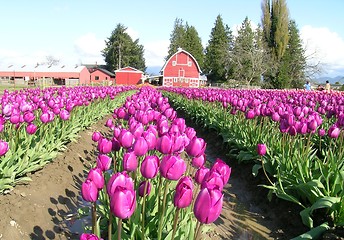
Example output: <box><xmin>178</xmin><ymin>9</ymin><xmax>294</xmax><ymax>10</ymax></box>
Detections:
<box><xmin>108</xmin><ymin>212</ymin><xmax>112</xmax><ymax>240</ymax></box>
<box><xmin>171</xmin><ymin>208</ymin><xmax>180</xmax><ymax>240</ymax></box>
<box><xmin>141</xmin><ymin>180</ymin><xmax>149</xmax><ymax>240</ymax></box>
<box><xmin>195</xmin><ymin>222</ymin><xmax>203</xmax><ymax>240</ymax></box>
<box><xmin>157</xmin><ymin>181</ymin><xmax>170</xmax><ymax>240</ymax></box>
<box><xmin>92</xmin><ymin>201</ymin><xmax>97</xmax><ymax>234</ymax></box>
<box><xmin>260</xmin><ymin>156</ymin><xmax>274</xmax><ymax>186</ymax></box>
<box><xmin>117</xmin><ymin>218</ymin><xmax>122</xmax><ymax>240</ymax></box>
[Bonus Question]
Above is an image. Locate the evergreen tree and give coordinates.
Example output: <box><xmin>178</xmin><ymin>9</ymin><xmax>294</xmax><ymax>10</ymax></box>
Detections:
<box><xmin>232</xmin><ymin>17</ymin><xmax>263</xmax><ymax>85</ymax></box>
<box><xmin>184</xmin><ymin>23</ymin><xmax>204</xmax><ymax>70</ymax></box>
<box><xmin>102</xmin><ymin>23</ymin><xmax>146</xmax><ymax>72</ymax></box>
<box><xmin>166</xmin><ymin>18</ymin><xmax>186</xmax><ymax>60</ymax></box>
<box><xmin>204</xmin><ymin>15</ymin><xmax>234</xmax><ymax>83</ymax></box>
<box><xmin>261</xmin><ymin>0</ymin><xmax>290</xmax><ymax>88</ymax></box>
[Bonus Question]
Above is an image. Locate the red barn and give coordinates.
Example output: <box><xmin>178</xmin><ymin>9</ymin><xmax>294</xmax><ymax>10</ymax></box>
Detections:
<box><xmin>89</xmin><ymin>68</ymin><xmax>115</xmax><ymax>84</ymax></box>
<box><xmin>115</xmin><ymin>66</ymin><xmax>144</xmax><ymax>85</ymax></box>
<box><xmin>161</xmin><ymin>48</ymin><xmax>207</xmax><ymax>87</ymax></box>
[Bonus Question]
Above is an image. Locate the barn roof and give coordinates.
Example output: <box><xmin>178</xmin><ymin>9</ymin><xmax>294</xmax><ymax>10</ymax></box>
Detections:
<box><xmin>94</xmin><ymin>68</ymin><xmax>115</xmax><ymax>77</ymax></box>
<box><xmin>0</xmin><ymin>64</ymin><xmax>87</xmax><ymax>73</ymax></box>
<box><xmin>160</xmin><ymin>48</ymin><xmax>202</xmax><ymax>73</ymax></box>
<box><xmin>115</xmin><ymin>66</ymin><xmax>144</xmax><ymax>73</ymax></box>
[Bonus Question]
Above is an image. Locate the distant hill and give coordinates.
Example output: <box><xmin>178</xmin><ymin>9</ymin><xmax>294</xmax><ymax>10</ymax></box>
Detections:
<box><xmin>314</xmin><ymin>76</ymin><xmax>344</xmax><ymax>84</ymax></box>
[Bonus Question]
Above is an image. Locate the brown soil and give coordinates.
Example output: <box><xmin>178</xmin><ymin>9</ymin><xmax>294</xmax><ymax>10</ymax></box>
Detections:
<box><xmin>0</xmin><ymin>114</ymin><xmax>330</xmax><ymax>240</ymax></box>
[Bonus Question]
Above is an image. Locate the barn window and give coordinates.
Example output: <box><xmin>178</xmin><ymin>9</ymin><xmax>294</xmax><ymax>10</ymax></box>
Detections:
<box><xmin>172</xmin><ymin>61</ymin><xmax>177</xmax><ymax>66</ymax></box>
<box><xmin>95</xmin><ymin>76</ymin><xmax>99</xmax><ymax>80</ymax></box>
<box><xmin>185</xmin><ymin>79</ymin><xmax>188</xmax><ymax>83</ymax></box>
<box><xmin>174</xmin><ymin>78</ymin><xmax>177</xmax><ymax>82</ymax></box>
<box><xmin>188</xmin><ymin>61</ymin><xmax>192</xmax><ymax>67</ymax></box>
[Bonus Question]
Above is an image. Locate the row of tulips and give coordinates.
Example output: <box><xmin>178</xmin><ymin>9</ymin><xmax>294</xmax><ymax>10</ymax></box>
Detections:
<box><xmin>79</xmin><ymin>86</ymin><xmax>231</xmax><ymax>240</ymax></box>
<box><xmin>0</xmin><ymin>86</ymin><xmax>135</xmax><ymax>193</ymax></box>
<box><xmin>161</xmin><ymin>87</ymin><xmax>344</xmax><ymax>237</ymax></box>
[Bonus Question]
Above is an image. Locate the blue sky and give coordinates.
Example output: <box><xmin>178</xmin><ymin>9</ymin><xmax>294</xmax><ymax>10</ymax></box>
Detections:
<box><xmin>1</xmin><ymin>0</ymin><xmax>343</xmax><ymax>77</ymax></box>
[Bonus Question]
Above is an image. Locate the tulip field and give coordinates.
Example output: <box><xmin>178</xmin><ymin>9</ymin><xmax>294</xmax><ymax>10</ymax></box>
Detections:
<box><xmin>1</xmin><ymin>84</ymin><xmax>343</xmax><ymax>239</ymax></box>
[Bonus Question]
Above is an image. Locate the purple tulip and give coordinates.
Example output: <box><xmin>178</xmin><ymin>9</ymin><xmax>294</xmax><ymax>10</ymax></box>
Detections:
<box><xmin>201</xmin><ymin>171</ymin><xmax>224</xmax><ymax>191</ymax></box>
<box><xmin>245</xmin><ymin>109</ymin><xmax>255</xmax><ymax>119</ymax></box>
<box><xmin>23</xmin><ymin>111</ymin><xmax>35</xmax><ymax>123</ymax></box>
<box><xmin>210</xmin><ymin>158</ymin><xmax>231</xmax><ymax>185</ymax></box>
<box><xmin>140</xmin><ymin>155</ymin><xmax>159</xmax><ymax>179</ymax></box>
<box><xmin>97</xmin><ymin>138</ymin><xmax>112</xmax><ymax>154</ymax></box>
<box><xmin>110</xmin><ymin>186</ymin><xmax>136</xmax><ymax>219</ymax></box>
<box><xmin>142</xmin><ymin>131</ymin><xmax>157</xmax><ymax>150</ymax></box>
<box><xmin>123</xmin><ymin>151</ymin><xmax>138</xmax><ymax>172</ymax></box>
<box><xmin>87</xmin><ymin>168</ymin><xmax>104</xmax><ymax>189</ymax></box>
<box><xmin>10</xmin><ymin>114</ymin><xmax>20</xmax><ymax>124</ymax></box>
<box><xmin>185</xmin><ymin>127</ymin><xmax>197</xmax><ymax>140</ymax></box>
<box><xmin>157</xmin><ymin>134</ymin><xmax>173</xmax><ymax>154</ymax></box>
<box><xmin>328</xmin><ymin>125</ymin><xmax>340</xmax><ymax>138</ymax></box>
<box><xmin>160</xmin><ymin>155</ymin><xmax>187</xmax><ymax>181</ymax></box>
<box><xmin>118</xmin><ymin>129</ymin><xmax>134</xmax><ymax>148</ymax></box>
<box><xmin>96</xmin><ymin>154</ymin><xmax>112</xmax><ymax>171</ymax></box>
<box><xmin>186</xmin><ymin>137</ymin><xmax>206</xmax><ymax>158</ymax></box>
<box><xmin>257</xmin><ymin>144</ymin><xmax>267</xmax><ymax>156</ymax></box>
<box><xmin>80</xmin><ymin>233</ymin><xmax>102</xmax><ymax>240</ymax></box>
<box><xmin>318</xmin><ymin>128</ymin><xmax>326</xmax><ymax>137</ymax></box>
<box><xmin>133</xmin><ymin>137</ymin><xmax>149</xmax><ymax>156</ymax></box>
<box><xmin>138</xmin><ymin>181</ymin><xmax>151</xmax><ymax>197</ymax></box>
<box><xmin>0</xmin><ymin>140</ymin><xmax>9</xmax><ymax>157</ymax></box>
<box><xmin>191</xmin><ymin>154</ymin><xmax>206</xmax><ymax>168</ymax></box>
<box><xmin>194</xmin><ymin>166</ymin><xmax>210</xmax><ymax>185</ymax></box>
<box><xmin>81</xmin><ymin>179</ymin><xmax>99</xmax><ymax>202</ymax></box>
<box><xmin>174</xmin><ymin>176</ymin><xmax>194</xmax><ymax>209</ymax></box>
<box><xmin>40</xmin><ymin>113</ymin><xmax>50</xmax><ymax>124</ymax></box>
<box><xmin>26</xmin><ymin>123</ymin><xmax>37</xmax><ymax>135</ymax></box>
<box><xmin>59</xmin><ymin>109</ymin><xmax>70</xmax><ymax>120</ymax></box>
<box><xmin>92</xmin><ymin>131</ymin><xmax>102</xmax><ymax>142</ymax></box>
<box><xmin>193</xmin><ymin>187</ymin><xmax>223</xmax><ymax>224</ymax></box>
<box><xmin>107</xmin><ymin>172</ymin><xmax>134</xmax><ymax>196</ymax></box>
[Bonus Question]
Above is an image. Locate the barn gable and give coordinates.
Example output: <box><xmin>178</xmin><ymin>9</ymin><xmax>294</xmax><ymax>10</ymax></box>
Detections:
<box><xmin>115</xmin><ymin>66</ymin><xmax>144</xmax><ymax>85</ymax></box>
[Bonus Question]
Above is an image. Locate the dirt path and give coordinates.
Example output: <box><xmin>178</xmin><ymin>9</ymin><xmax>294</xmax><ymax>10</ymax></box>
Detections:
<box><xmin>0</xmin><ymin>115</ymin><xmax>307</xmax><ymax>240</ymax></box>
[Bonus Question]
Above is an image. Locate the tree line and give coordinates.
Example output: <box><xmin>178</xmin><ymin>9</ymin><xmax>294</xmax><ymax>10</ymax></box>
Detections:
<box><xmin>102</xmin><ymin>0</ymin><xmax>316</xmax><ymax>89</ymax></box>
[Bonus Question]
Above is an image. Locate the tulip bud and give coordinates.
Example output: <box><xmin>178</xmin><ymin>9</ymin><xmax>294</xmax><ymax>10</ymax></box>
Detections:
<box><xmin>186</xmin><ymin>137</ymin><xmax>206</xmax><ymax>158</ymax></box>
<box><xmin>133</xmin><ymin>137</ymin><xmax>148</xmax><ymax>156</ymax></box>
<box><xmin>92</xmin><ymin>131</ymin><xmax>102</xmax><ymax>142</ymax></box>
<box><xmin>257</xmin><ymin>144</ymin><xmax>267</xmax><ymax>156</ymax></box>
<box><xmin>0</xmin><ymin>140</ymin><xmax>9</xmax><ymax>157</ymax></box>
<box><xmin>157</xmin><ymin>134</ymin><xmax>173</xmax><ymax>154</ymax></box>
<box><xmin>96</xmin><ymin>154</ymin><xmax>112</xmax><ymax>171</ymax></box>
<box><xmin>123</xmin><ymin>151</ymin><xmax>138</xmax><ymax>172</ymax></box>
<box><xmin>194</xmin><ymin>166</ymin><xmax>210</xmax><ymax>185</ymax></box>
<box><xmin>138</xmin><ymin>181</ymin><xmax>151</xmax><ymax>197</ymax></box>
<box><xmin>245</xmin><ymin>109</ymin><xmax>255</xmax><ymax>119</ymax></box>
<box><xmin>142</xmin><ymin>131</ymin><xmax>157</xmax><ymax>151</ymax></box>
<box><xmin>107</xmin><ymin>172</ymin><xmax>134</xmax><ymax>196</ymax></box>
<box><xmin>81</xmin><ymin>179</ymin><xmax>99</xmax><ymax>202</ymax></box>
<box><xmin>80</xmin><ymin>233</ymin><xmax>101</xmax><ymax>240</ymax></box>
<box><xmin>318</xmin><ymin>128</ymin><xmax>326</xmax><ymax>137</ymax></box>
<box><xmin>26</xmin><ymin>123</ymin><xmax>37</xmax><ymax>135</ymax></box>
<box><xmin>97</xmin><ymin>138</ymin><xmax>112</xmax><ymax>154</ymax></box>
<box><xmin>193</xmin><ymin>187</ymin><xmax>223</xmax><ymax>224</ymax></box>
<box><xmin>59</xmin><ymin>109</ymin><xmax>70</xmax><ymax>121</ymax></box>
<box><xmin>174</xmin><ymin>176</ymin><xmax>194</xmax><ymax>209</ymax></box>
<box><xmin>87</xmin><ymin>168</ymin><xmax>104</xmax><ymax>189</ymax></box>
<box><xmin>191</xmin><ymin>154</ymin><xmax>206</xmax><ymax>168</ymax></box>
<box><xmin>328</xmin><ymin>125</ymin><xmax>340</xmax><ymax>138</ymax></box>
<box><xmin>110</xmin><ymin>187</ymin><xmax>136</xmax><ymax>219</ymax></box>
<box><xmin>40</xmin><ymin>113</ymin><xmax>50</xmax><ymax>124</ymax></box>
<box><xmin>140</xmin><ymin>155</ymin><xmax>159</xmax><ymax>179</ymax></box>
<box><xmin>210</xmin><ymin>158</ymin><xmax>231</xmax><ymax>185</ymax></box>
<box><xmin>160</xmin><ymin>155</ymin><xmax>187</xmax><ymax>181</ymax></box>
<box><xmin>118</xmin><ymin>129</ymin><xmax>134</xmax><ymax>148</ymax></box>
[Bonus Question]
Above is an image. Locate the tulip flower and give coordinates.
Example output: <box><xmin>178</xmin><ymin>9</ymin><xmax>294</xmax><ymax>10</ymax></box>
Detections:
<box><xmin>194</xmin><ymin>166</ymin><xmax>210</xmax><ymax>185</ymax></box>
<box><xmin>328</xmin><ymin>125</ymin><xmax>340</xmax><ymax>138</ymax></box>
<box><xmin>23</xmin><ymin>111</ymin><xmax>35</xmax><ymax>123</ymax></box>
<box><xmin>257</xmin><ymin>144</ymin><xmax>267</xmax><ymax>156</ymax></box>
<box><xmin>87</xmin><ymin>168</ymin><xmax>104</xmax><ymax>190</ymax></box>
<box><xmin>138</xmin><ymin>180</ymin><xmax>151</xmax><ymax>197</ymax></box>
<box><xmin>186</xmin><ymin>137</ymin><xmax>206</xmax><ymax>158</ymax></box>
<box><xmin>193</xmin><ymin>187</ymin><xmax>223</xmax><ymax>224</ymax></box>
<box><xmin>142</xmin><ymin>131</ymin><xmax>157</xmax><ymax>151</ymax></box>
<box><xmin>40</xmin><ymin>112</ymin><xmax>50</xmax><ymax>124</ymax></box>
<box><xmin>191</xmin><ymin>154</ymin><xmax>206</xmax><ymax>168</ymax></box>
<box><xmin>92</xmin><ymin>131</ymin><xmax>102</xmax><ymax>142</ymax></box>
<box><xmin>245</xmin><ymin>109</ymin><xmax>255</xmax><ymax>119</ymax></box>
<box><xmin>123</xmin><ymin>151</ymin><xmax>138</xmax><ymax>172</ymax></box>
<box><xmin>97</xmin><ymin>138</ymin><xmax>112</xmax><ymax>154</ymax></box>
<box><xmin>26</xmin><ymin>123</ymin><xmax>37</xmax><ymax>135</ymax></box>
<box><xmin>81</xmin><ymin>179</ymin><xmax>99</xmax><ymax>202</ymax></box>
<box><xmin>110</xmin><ymin>186</ymin><xmax>136</xmax><ymax>219</ymax></box>
<box><xmin>59</xmin><ymin>109</ymin><xmax>70</xmax><ymax>120</ymax></box>
<box><xmin>118</xmin><ymin>129</ymin><xmax>134</xmax><ymax>148</ymax></box>
<box><xmin>133</xmin><ymin>137</ymin><xmax>149</xmax><ymax>156</ymax></box>
<box><xmin>174</xmin><ymin>176</ymin><xmax>194</xmax><ymax>209</ymax></box>
<box><xmin>140</xmin><ymin>155</ymin><xmax>159</xmax><ymax>179</ymax></box>
<box><xmin>210</xmin><ymin>158</ymin><xmax>231</xmax><ymax>185</ymax></box>
<box><xmin>0</xmin><ymin>140</ymin><xmax>9</xmax><ymax>157</ymax></box>
<box><xmin>107</xmin><ymin>172</ymin><xmax>134</xmax><ymax>196</ymax></box>
<box><xmin>80</xmin><ymin>233</ymin><xmax>101</xmax><ymax>240</ymax></box>
<box><xmin>157</xmin><ymin>134</ymin><xmax>173</xmax><ymax>154</ymax></box>
<box><xmin>201</xmin><ymin>171</ymin><xmax>224</xmax><ymax>191</ymax></box>
<box><xmin>160</xmin><ymin>155</ymin><xmax>187</xmax><ymax>181</ymax></box>
<box><xmin>96</xmin><ymin>154</ymin><xmax>112</xmax><ymax>172</ymax></box>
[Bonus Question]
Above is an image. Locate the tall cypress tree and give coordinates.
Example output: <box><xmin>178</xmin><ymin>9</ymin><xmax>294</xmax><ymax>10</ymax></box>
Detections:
<box><xmin>184</xmin><ymin>23</ymin><xmax>204</xmax><ymax>70</ymax></box>
<box><xmin>204</xmin><ymin>15</ymin><xmax>234</xmax><ymax>83</ymax></box>
<box><xmin>166</xmin><ymin>18</ymin><xmax>186</xmax><ymax>60</ymax></box>
<box><xmin>102</xmin><ymin>23</ymin><xmax>146</xmax><ymax>72</ymax></box>
<box><xmin>261</xmin><ymin>0</ymin><xmax>290</xmax><ymax>88</ymax></box>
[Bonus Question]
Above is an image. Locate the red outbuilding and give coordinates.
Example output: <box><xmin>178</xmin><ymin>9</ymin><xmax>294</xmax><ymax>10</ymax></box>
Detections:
<box><xmin>89</xmin><ymin>68</ymin><xmax>115</xmax><ymax>84</ymax></box>
<box><xmin>160</xmin><ymin>48</ymin><xmax>207</xmax><ymax>87</ymax></box>
<box><xmin>115</xmin><ymin>66</ymin><xmax>144</xmax><ymax>85</ymax></box>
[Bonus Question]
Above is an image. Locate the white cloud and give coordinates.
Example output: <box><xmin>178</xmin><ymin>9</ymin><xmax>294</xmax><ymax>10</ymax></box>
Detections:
<box><xmin>74</xmin><ymin>33</ymin><xmax>105</xmax><ymax>57</ymax></box>
<box><xmin>301</xmin><ymin>26</ymin><xmax>344</xmax><ymax>76</ymax></box>
<box><xmin>144</xmin><ymin>40</ymin><xmax>169</xmax><ymax>66</ymax></box>
<box><xmin>126</xmin><ymin>27</ymin><xmax>140</xmax><ymax>40</ymax></box>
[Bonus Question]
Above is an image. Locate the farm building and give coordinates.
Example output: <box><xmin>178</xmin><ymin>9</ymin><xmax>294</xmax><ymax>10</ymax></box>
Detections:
<box><xmin>115</xmin><ymin>67</ymin><xmax>144</xmax><ymax>85</ymax></box>
<box><xmin>160</xmin><ymin>48</ymin><xmax>207</xmax><ymax>87</ymax></box>
<box><xmin>88</xmin><ymin>68</ymin><xmax>115</xmax><ymax>85</ymax></box>
<box><xmin>0</xmin><ymin>64</ymin><xmax>91</xmax><ymax>86</ymax></box>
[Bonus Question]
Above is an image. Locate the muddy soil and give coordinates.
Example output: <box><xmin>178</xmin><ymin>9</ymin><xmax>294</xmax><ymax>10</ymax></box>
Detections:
<box><xmin>0</xmin><ymin>113</ymin><xmax>329</xmax><ymax>240</ymax></box>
